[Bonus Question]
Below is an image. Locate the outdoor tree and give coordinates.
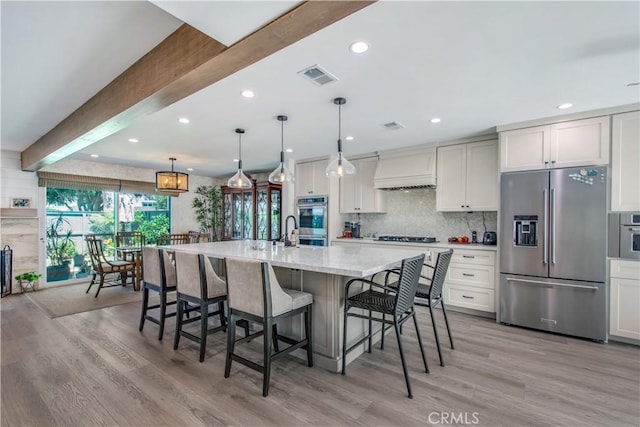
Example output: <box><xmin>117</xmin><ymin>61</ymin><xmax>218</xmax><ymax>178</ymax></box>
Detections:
<box><xmin>47</xmin><ymin>188</ymin><xmax>104</xmax><ymax>211</ymax></box>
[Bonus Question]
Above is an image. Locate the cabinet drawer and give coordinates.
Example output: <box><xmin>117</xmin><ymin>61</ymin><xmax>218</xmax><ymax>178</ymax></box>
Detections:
<box><xmin>447</xmin><ymin>264</ymin><xmax>494</xmax><ymax>289</ymax></box>
<box><xmin>610</xmin><ymin>259</ymin><xmax>640</xmax><ymax>280</ymax></box>
<box><xmin>445</xmin><ymin>285</ymin><xmax>495</xmax><ymax>312</ymax></box>
<box><xmin>451</xmin><ymin>249</ymin><xmax>495</xmax><ymax>266</ymax></box>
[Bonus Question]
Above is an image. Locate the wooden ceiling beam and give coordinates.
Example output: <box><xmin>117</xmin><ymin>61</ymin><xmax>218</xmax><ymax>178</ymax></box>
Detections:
<box><xmin>21</xmin><ymin>1</ymin><xmax>375</xmax><ymax>171</ymax></box>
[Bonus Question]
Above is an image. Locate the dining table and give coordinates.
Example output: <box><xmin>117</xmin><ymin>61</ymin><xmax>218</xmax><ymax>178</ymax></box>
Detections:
<box><xmin>116</xmin><ymin>246</ymin><xmax>143</xmax><ymax>291</ymax></box>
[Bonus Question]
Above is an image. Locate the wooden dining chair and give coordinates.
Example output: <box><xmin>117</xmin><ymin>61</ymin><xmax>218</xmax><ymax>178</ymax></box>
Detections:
<box><xmin>156</xmin><ymin>233</ymin><xmax>190</xmax><ymax>246</ymax></box>
<box><xmin>85</xmin><ymin>235</ymin><xmax>135</xmax><ymax>297</ymax></box>
<box><xmin>115</xmin><ymin>231</ymin><xmax>145</xmax><ymax>261</ymax></box>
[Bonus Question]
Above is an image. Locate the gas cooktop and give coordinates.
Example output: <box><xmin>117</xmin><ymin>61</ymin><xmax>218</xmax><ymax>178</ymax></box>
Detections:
<box><xmin>375</xmin><ymin>235</ymin><xmax>438</xmax><ymax>244</ymax></box>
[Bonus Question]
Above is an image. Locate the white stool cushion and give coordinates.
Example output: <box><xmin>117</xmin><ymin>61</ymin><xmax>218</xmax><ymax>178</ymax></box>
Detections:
<box><xmin>283</xmin><ymin>289</ymin><xmax>313</xmax><ymax>311</ymax></box>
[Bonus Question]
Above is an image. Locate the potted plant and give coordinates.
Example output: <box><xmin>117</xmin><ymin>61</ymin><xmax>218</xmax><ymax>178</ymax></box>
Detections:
<box><xmin>192</xmin><ymin>185</ymin><xmax>223</xmax><ymax>242</ymax></box>
<box><xmin>15</xmin><ymin>271</ymin><xmax>42</xmax><ymax>292</ymax></box>
<box><xmin>46</xmin><ymin>214</ymin><xmax>75</xmax><ymax>281</ymax></box>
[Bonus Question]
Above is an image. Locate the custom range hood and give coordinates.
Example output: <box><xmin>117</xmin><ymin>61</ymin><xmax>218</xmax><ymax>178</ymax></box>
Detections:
<box><xmin>373</xmin><ymin>148</ymin><xmax>436</xmax><ymax>189</ymax></box>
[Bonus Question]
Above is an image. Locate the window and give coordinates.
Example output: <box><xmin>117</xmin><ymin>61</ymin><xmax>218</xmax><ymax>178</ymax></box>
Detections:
<box><xmin>45</xmin><ymin>189</ymin><xmax>170</xmax><ymax>283</ymax></box>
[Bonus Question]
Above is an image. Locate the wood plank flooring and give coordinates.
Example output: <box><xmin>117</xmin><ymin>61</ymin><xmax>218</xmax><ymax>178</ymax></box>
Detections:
<box><xmin>2</xmin><ymin>293</ymin><xmax>639</xmax><ymax>426</ymax></box>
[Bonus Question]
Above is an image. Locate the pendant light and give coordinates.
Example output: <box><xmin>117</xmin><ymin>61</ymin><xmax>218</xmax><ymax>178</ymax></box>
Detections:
<box><xmin>268</xmin><ymin>115</ymin><xmax>294</xmax><ymax>184</ymax></box>
<box><xmin>325</xmin><ymin>97</ymin><xmax>356</xmax><ymax>177</ymax></box>
<box><xmin>227</xmin><ymin>128</ymin><xmax>252</xmax><ymax>189</ymax></box>
<box><xmin>156</xmin><ymin>157</ymin><xmax>189</xmax><ymax>193</ymax></box>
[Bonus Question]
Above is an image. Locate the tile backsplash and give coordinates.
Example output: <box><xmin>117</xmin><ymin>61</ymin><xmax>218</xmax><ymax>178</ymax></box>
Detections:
<box><xmin>344</xmin><ymin>187</ymin><xmax>497</xmax><ymax>241</ymax></box>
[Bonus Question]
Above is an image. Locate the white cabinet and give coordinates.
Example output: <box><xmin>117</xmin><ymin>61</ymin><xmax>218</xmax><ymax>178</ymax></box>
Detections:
<box><xmin>499</xmin><ymin>125</ymin><xmax>550</xmax><ymax>172</ymax></box>
<box><xmin>340</xmin><ymin>157</ymin><xmax>385</xmax><ymax>213</ymax></box>
<box><xmin>295</xmin><ymin>159</ymin><xmax>328</xmax><ymax>197</ymax></box>
<box><xmin>610</xmin><ymin>259</ymin><xmax>640</xmax><ymax>340</ymax></box>
<box><xmin>436</xmin><ymin>140</ymin><xmax>498</xmax><ymax>211</ymax></box>
<box><xmin>611</xmin><ymin>111</ymin><xmax>640</xmax><ymax>212</ymax></box>
<box><xmin>443</xmin><ymin>248</ymin><xmax>496</xmax><ymax>313</ymax></box>
<box><xmin>500</xmin><ymin>116</ymin><xmax>610</xmax><ymax>172</ymax></box>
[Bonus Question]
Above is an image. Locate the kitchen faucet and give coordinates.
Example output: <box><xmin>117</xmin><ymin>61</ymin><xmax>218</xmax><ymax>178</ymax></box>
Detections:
<box><xmin>283</xmin><ymin>215</ymin><xmax>298</xmax><ymax>247</ymax></box>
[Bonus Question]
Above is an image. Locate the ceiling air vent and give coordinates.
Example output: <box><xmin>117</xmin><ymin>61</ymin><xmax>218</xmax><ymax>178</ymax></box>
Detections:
<box><xmin>382</xmin><ymin>121</ymin><xmax>405</xmax><ymax>130</ymax></box>
<box><xmin>298</xmin><ymin>64</ymin><xmax>338</xmax><ymax>86</ymax></box>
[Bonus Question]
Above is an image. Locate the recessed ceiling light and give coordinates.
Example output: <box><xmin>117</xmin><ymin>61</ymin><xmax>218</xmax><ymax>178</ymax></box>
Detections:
<box><xmin>90</xmin><ymin>154</ymin><xmax>99</xmax><ymax>158</ymax></box>
<box><xmin>430</xmin><ymin>117</ymin><xmax>441</xmax><ymax>123</ymax></box>
<box><xmin>241</xmin><ymin>90</ymin><xmax>255</xmax><ymax>98</ymax></box>
<box><xmin>349</xmin><ymin>41</ymin><xmax>369</xmax><ymax>54</ymax></box>
<box><xmin>557</xmin><ymin>103</ymin><xmax>573</xmax><ymax>110</ymax></box>
<box><xmin>345</xmin><ymin>136</ymin><xmax>354</xmax><ymax>141</ymax></box>
<box><xmin>187</xmin><ymin>168</ymin><xmax>193</xmax><ymax>171</ymax></box>
<box><xmin>233</xmin><ymin>158</ymin><xmax>239</xmax><ymax>163</ymax></box>
<box><xmin>285</xmin><ymin>148</ymin><xmax>293</xmax><ymax>153</ymax></box>
<box><xmin>128</xmin><ymin>138</ymin><xmax>139</xmax><ymax>143</ymax></box>
<box><xmin>178</xmin><ymin>117</ymin><xmax>190</xmax><ymax>124</ymax></box>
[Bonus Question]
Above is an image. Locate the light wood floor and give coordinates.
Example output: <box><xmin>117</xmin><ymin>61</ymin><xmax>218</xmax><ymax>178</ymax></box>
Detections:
<box><xmin>1</xmin><ymin>293</ymin><xmax>639</xmax><ymax>427</ymax></box>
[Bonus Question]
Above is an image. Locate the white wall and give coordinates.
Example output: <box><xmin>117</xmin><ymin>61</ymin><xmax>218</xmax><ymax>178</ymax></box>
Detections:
<box><xmin>1</xmin><ymin>150</ymin><xmax>39</xmax><ymax>209</ymax></box>
<box><xmin>0</xmin><ymin>151</ymin><xmax>41</xmax><ymax>291</ymax></box>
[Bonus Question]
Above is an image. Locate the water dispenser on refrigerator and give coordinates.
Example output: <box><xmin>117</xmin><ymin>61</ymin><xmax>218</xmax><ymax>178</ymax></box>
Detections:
<box><xmin>513</xmin><ymin>215</ymin><xmax>538</xmax><ymax>247</ymax></box>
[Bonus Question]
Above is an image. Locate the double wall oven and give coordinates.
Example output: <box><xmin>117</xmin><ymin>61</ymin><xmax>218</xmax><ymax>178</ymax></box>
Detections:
<box><xmin>296</xmin><ymin>196</ymin><xmax>328</xmax><ymax>246</ymax></box>
<box><xmin>609</xmin><ymin>213</ymin><xmax>640</xmax><ymax>260</ymax></box>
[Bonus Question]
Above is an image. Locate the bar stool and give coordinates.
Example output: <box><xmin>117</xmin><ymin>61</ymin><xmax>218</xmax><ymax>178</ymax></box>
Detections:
<box><xmin>384</xmin><ymin>249</ymin><xmax>454</xmax><ymax>366</ymax></box>
<box><xmin>342</xmin><ymin>253</ymin><xmax>427</xmax><ymax>398</ymax></box>
<box><xmin>224</xmin><ymin>257</ymin><xmax>313</xmax><ymax>397</ymax></box>
<box><xmin>139</xmin><ymin>247</ymin><xmax>178</xmax><ymax>340</ymax></box>
<box><xmin>173</xmin><ymin>251</ymin><xmax>228</xmax><ymax>362</ymax></box>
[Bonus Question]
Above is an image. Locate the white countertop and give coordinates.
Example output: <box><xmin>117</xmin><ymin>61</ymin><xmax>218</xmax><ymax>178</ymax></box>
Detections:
<box><xmin>162</xmin><ymin>240</ymin><xmax>426</xmax><ymax>278</ymax></box>
<box><xmin>332</xmin><ymin>237</ymin><xmax>498</xmax><ymax>251</ymax></box>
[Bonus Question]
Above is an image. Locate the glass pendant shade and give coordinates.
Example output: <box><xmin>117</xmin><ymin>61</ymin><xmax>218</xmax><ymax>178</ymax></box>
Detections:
<box><xmin>227</xmin><ymin>129</ymin><xmax>253</xmax><ymax>189</ymax></box>
<box><xmin>325</xmin><ymin>97</ymin><xmax>356</xmax><ymax>177</ymax></box>
<box><xmin>156</xmin><ymin>157</ymin><xmax>189</xmax><ymax>193</ymax></box>
<box><xmin>326</xmin><ymin>152</ymin><xmax>356</xmax><ymax>177</ymax></box>
<box><xmin>268</xmin><ymin>115</ymin><xmax>294</xmax><ymax>184</ymax></box>
<box><xmin>268</xmin><ymin>161</ymin><xmax>294</xmax><ymax>183</ymax></box>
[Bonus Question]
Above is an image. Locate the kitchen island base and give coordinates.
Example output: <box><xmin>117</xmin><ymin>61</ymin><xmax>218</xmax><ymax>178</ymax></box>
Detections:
<box><xmin>273</xmin><ymin>267</ymin><xmax>386</xmax><ymax>373</ymax></box>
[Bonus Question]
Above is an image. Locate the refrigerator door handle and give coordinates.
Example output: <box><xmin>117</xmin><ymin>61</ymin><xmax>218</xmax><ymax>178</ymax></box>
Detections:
<box><xmin>543</xmin><ymin>189</ymin><xmax>548</xmax><ymax>265</ymax></box>
<box><xmin>506</xmin><ymin>277</ymin><xmax>599</xmax><ymax>291</ymax></box>
<box><xmin>550</xmin><ymin>187</ymin><xmax>556</xmax><ymax>264</ymax></box>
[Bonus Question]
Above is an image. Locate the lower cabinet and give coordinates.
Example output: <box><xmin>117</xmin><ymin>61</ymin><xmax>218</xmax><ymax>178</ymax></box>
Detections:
<box><xmin>610</xmin><ymin>259</ymin><xmax>640</xmax><ymax>340</ymax></box>
<box><xmin>332</xmin><ymin>240</ymin><xmax>497</xmax><ymax>314</ymax></box>
<box><xmin>443</xmin><ymin>248</ymin><xmax>496</xmax><ymax>313</ymax></box>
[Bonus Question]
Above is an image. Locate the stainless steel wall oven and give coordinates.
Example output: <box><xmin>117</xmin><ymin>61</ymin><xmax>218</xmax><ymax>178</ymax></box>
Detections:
<box><xmin>609</xmin><ymin>213</ymin><xmax>640</xmax><ymax>261</ymax></box>
<box><xmin>296</xmin><ymin>196</ymin><xmax>328</xmax><ymax>246</ymax></box>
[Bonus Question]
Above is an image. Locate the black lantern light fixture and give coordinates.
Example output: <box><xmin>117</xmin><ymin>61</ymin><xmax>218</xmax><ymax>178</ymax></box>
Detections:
<box><xmin>268</xmin><ymin>115</ymin><xmax>294</xmax><ymax>184</ymax></box>
<box><xmin>227</xmin><ymin>128</ymin><xmax>252</xmax><ymax>189</ymax></box>
<box><xmin>325</xmin><ymin>97</ymin><xmax>356</xmax><ymax>177</ymax></box>
<box><xmin>156</xmin><ymin>157</ymin><xmax>189</xmax><ymax>194</ymax></box>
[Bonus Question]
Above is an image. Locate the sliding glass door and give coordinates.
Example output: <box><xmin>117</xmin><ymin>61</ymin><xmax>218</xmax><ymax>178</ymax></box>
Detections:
<box><xmin>44</xmin><ymin>189</ymin><xmax>170</xmax><ymax>284</ymax></box>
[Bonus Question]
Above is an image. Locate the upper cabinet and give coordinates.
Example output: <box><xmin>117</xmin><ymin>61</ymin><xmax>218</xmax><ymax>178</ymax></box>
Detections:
<box><xmin>500</xmin><ymin>116</ymin><xmax>610</xmax><ymax>172</ymax></box>
<box><xmin>295</xmin><ymin>159</ymin><xmax>329</xmax><ymax>197</ymax></box>
<box><xmin>340</xmin><ymin>157</ymin><xmax>385</xmax><ymax>213</ymax></box>
<box><xmin>436</xmin><ymin>140</ymin><xmax>498</xmax><ymax>212</ymax></box>
<box><xmin>611</xmin><ymin>111</ymin><xmax>640</xmax><ymax>212</ymax></box>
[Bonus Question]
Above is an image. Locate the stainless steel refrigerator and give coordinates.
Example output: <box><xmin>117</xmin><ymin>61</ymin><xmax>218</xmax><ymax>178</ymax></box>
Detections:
<box><xmin>500</xmin><ymin>167</ymin><xmax>607</xmax><ymax>342</ymax></box>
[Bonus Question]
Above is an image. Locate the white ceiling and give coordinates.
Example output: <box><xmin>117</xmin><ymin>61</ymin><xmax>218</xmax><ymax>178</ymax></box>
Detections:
<box><xmin>2</xmin><ymin>1</ymin><xmax>639</xmax><ymax>179</ymax></box>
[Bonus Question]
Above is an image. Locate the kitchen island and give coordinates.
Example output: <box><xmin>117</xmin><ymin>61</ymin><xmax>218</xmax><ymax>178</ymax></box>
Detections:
<box><xmin>162</xmin><ymin>240</ymin><xmax>424</xmax><ymax>372</ymax></box>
